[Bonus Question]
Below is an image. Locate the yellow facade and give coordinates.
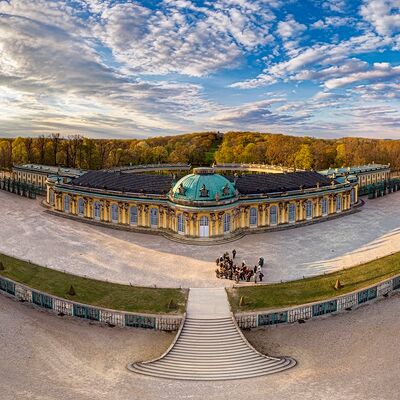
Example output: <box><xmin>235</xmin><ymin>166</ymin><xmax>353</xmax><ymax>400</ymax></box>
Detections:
<box><xmin>47</xmin><ymin>183</ymin><xmax>358</xmax><ymax>240</ymax></box>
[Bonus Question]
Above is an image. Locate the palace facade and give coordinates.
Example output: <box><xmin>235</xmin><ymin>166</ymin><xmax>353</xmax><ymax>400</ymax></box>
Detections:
<box><xmin>12</xmin><ymin>164</ymin><xmax>84</xmax><ymax>192</ymax></box>
<box><xmin>46</xmin><ymin>167</ymin><xmax>358</xmax><ymax>240</ymax></box>
<box><xmin>319</xmin><ymin>164</ymin><xmax>391</xmax><ymax>189</ymax></box>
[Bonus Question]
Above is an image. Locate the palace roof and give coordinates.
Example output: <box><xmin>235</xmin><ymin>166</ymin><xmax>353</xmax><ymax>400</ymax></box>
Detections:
<box><xmin>14</xmin><ymin>164</ymin><xmax>84</xmax><ymax>178</ymax></box>
<box><xmin>69</xmin><ymin>169</ymin><xmax>334</xmax><ymax>199</ymax></box>
<box><xmin>319</xmin><ymin>164</ymin><xmax>390</xmax><ymax>177</ymax></box>
<box><xmin>70</xmin><ymin>170</ymin><xmax>173</xmax><ymax>195</ymax></box>
<box><xmin>232</xmin><ymin>171</ymin><xmax>332</xmax><ymax>195</ymax></box>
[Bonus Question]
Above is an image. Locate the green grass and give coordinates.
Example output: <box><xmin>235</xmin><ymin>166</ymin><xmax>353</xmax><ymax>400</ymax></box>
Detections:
<box><xmin>0</xmin><ymin>253</ymin><xmax>187</xmax><ymax>314</ymax></box>
<box><xmin>204</xmin><ymin>137</ymin><xmax>223</xmax><ymax>165</ymax></box>
<box><xmin>228</xmin><ymin>252</ymin><xmax>400</xmax><ymax>312</ymax></box>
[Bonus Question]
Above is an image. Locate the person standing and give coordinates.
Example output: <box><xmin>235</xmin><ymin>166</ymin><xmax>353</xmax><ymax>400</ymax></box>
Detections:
<box><xmin>232</xmin><ymin>249</ymin><xmax>236</xmax><ymax>259</ymax></box>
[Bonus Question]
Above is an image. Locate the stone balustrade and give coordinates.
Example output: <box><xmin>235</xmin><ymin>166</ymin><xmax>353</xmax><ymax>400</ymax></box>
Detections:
<box><xmin>0</xmin><ymin>276</ymin><xmax>183</xmax><ymax>331</ymax></box>
<box><xmin>235</xmin><ymin>274</ymin><xmax>400</xmax><ymax>329</ymax></box>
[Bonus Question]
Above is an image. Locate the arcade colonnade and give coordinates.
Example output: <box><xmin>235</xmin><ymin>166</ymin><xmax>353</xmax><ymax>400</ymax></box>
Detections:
<box><xmin>47</xmin><ymin>185</ymin><xmax>357</xmax><ymax>239</ymax></box>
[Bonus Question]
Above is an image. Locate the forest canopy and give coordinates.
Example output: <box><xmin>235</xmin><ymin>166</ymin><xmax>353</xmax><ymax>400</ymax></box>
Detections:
<box><xmin>0</xmin><ymin>132</ymin><xmax>399</xmax><ymax>171</ymax></box>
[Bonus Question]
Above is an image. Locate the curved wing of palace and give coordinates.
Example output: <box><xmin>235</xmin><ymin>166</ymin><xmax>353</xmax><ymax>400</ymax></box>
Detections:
<box><xmin>44</xmin><ymin>165</ymin><xmax>361</xmax><ymax>240</ymax></box>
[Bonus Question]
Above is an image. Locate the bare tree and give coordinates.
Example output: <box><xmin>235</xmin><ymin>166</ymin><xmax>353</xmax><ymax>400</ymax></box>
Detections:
<box><xmin>23</xmin><ymin>138</ymin><xmax>34</xmax><ymax>163</ymax></box>
<box><xmin>50</xmin><ymin>133</ymin><xmax>61</xmax><ymax>166</ymax></box>
<box><xmin>67</xmin><ymin>134</ymin><xmax>84</xmax><ymax>168</ymax></box>
<box><xmin>36</xmin><ymin>135</ymin><xmax>47</xmax><ymax>165</ymax></box>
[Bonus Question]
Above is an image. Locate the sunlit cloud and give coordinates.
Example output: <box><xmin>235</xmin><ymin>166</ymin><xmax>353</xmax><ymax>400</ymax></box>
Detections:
<box><xmin>0</xmin><ymin>0</ymin><xmax>398</xmax><ymax>139</ymax></box>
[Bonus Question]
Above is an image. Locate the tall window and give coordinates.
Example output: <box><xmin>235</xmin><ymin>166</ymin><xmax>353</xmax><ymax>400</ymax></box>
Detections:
<box><xmin>306</xmin><ymin>201</ymin><xmax>313</xmax><ymax>220</ymax></box>
<box><xmin>64</xmin><ymin>195</ymin><xmax>70</xmax><ymax>213</ymax></box>
<box><xmin>199</xmin><ymin>216</ymin><xmax>209</xmax><ymax>237</ymax></box>
<box><xmin>94</xmin><ymin>202</ymin><xmax>101</xmax><ymax>220</ymax></box>
<box><xmin>78</xmin><ymin>198</ymin><xmax>84</xmax><ymax>216</ymax></box>
<box><xmin>288</xmin><ymin>203</ymin><xmax>296</xmax><ymax>223</ymax></box>
<box><xmin>336</xmin><ymin>195</ymin><xmax>342</xmax><ymax>212</ymax></box>
<box><xmin>150</xmin><ymin>208</ymin><xmax>158</xmax><ymax>227</ymax></box>
<box><xmin>350</xmin><ymin>189</ymin><xmax>355</xmax><ymax>204</ymax></box>
<box><xmin>130</xmin><ymin>206</ymin><xmax>138</xmax><ymax>225</ymax></box>
<box><xmin>322</xmin><ymin>198</ymin><xmax>328</xmax><ymax>216</ymax></box>
<box><xmin>49</xmin><ymin>190</ymin><xmax>55</xmax><ymax>206</ymax></box>
<box><xmin>270</xmin><ymin>206</ymin><xmax>277</xmax><ymax>225</ymax></box>
<box><xmin>177</xmin><ymin>213</ymin><xmax>185</xmax><ymax>233</ymax></box>
<box><xmin>250</xmin><ymin>207</ymin><xmax>258</xmax><ymax>226</ymax></box>
<box><xmin>224</xmin><ymin>213</ymin><xmax>231</xmax><ymax>233</ymax></box>
<box><xmin>111</xmin><ymin>204</ymin><xmax>118</xmax><ymax>223</ymax></box>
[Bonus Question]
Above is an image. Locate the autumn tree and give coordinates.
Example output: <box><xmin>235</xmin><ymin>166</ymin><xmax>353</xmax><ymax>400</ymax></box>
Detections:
<box><xmin>295</xmin><ymin>144</ymin><xmax>314</xmax><ymax>170</ymax></box>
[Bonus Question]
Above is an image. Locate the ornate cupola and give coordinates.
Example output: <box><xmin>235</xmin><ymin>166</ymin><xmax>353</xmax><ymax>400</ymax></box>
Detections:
<box><xmin>169</xmin><ymin>167</ymin><xmax>238</xmax><ymax>206</ymax></box>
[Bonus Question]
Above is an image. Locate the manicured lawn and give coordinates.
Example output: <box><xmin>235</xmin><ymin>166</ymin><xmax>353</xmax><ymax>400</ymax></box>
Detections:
<box><xmin>0</xmin><ymin>253</ymin><xmax>187</xmax><ymax>314</ymax></box>
<box><xmin>228</xmin><ymin>252</ymin><xmax>400</xmax><ymax>312</ymax></box>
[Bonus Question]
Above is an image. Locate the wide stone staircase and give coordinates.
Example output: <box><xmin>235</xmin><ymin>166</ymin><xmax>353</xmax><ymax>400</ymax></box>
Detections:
<box><xmin>128</xmin><ymin>288</ymin><xmax>296</xmax><ymax>381</ymax></box>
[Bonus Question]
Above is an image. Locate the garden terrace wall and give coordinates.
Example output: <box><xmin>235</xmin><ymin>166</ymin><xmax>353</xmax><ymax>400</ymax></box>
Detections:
<box><xmin>0</xmin><ymin>276</ymin><xmax>183</xmax><ymax>331</ymax></box>
<box><xmin>234</xmin><ymin>274</ymin><xmax>400</xmax><ymax>329</ymax></box>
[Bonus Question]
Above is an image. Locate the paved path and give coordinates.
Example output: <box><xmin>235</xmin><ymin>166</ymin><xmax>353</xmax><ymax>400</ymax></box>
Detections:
<box><xmin>129</xmin><ymin>288</ymin><xmax>295</xmax><ymax>380</ymax></box>
<box><xmin>2</xmin><ymin>292</ymin><xmax>400</xmax><ymax>399</ymax></box>
<box><xmin>0</xmin><ymin>190</ymin><xmax>400</xmax><ymax>288</ymax></box>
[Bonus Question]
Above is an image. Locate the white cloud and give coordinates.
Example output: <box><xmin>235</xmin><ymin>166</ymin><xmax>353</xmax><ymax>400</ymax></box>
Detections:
<box><xmin>0</xmin><ymin>0</ymin><xmax>398</xmax><ymax>139</ymax></box>
<box><xmin>231</xmin><ymin>32</ymin><xmax>393</xmax><ymax>89</ymax></box>
<box><xmin>322</xmin><ymin>0</ymin><xmax>348</xmax><ymax>13</ymax></box>
<box><xmin>210</xmin><ymin>98</ymin><xmax>310</xmax><ymax>130</ymax></box>
<box><xmin>0</xmin><ymin>1</ymin><xmax>221</xmax><ymax>135</ymax></box>
<box><xmin>360</xmin><ymin>0</ymin><xmax>400</xmax><ymax>36</ymax></box>
<box><xmin>277</xmin><ymin>15</ymin><xmax>307</xmax><ymax>39</ymax></box>
<box><xmin>324</xmin><ymin>63</ymin><xmax>400</xmax><ymax>89</ymax></box>
<box><xmin>311</xmin><ymin>16</ymin><xmax>356</xmax><ymax>29</ymax></box>
<box><xmin>95</xmin><ymin>0</ymin><xmax>276</xmax><ymax>77</ymax></box>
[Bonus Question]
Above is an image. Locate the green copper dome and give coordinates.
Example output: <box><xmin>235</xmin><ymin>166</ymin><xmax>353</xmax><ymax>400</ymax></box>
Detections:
<box><xmin>171</xmin><ymin>168</ymin><xmax>237</xmax><ymax>205</ymax></box>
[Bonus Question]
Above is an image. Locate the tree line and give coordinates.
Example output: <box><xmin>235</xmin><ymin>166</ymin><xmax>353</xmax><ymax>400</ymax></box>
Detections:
<box><xmin>214</xmin><ymin>132</ymin><xmax>400</xmax><ymax>170</ymax></box>
<box><xmin>0</xmin><ymin>132</ymin><xmax>219</xmax><ymax>170</ymax></box>
<box><xmin>0</xmin><ymin>131</ymin><xmax>399</xmax><ymax>171</ymax></box>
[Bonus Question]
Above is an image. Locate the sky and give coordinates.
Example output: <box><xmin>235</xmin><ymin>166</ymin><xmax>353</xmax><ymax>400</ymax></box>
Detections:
<box><xmin>0</xmin><ymin>0</ymin><xmax>399</xmax><ymax>139</ymax></box>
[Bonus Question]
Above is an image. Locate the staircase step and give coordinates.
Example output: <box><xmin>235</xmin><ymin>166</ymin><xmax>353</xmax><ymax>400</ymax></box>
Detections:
<box><xmin>128</xmin><ymin>288</ymin><xmax>296</xmax><ymax>381</ymax></box>
<box><xmin>129</xmin><ymin>359</ymin><xmax>295</xmax><ymax>381</ymax></box>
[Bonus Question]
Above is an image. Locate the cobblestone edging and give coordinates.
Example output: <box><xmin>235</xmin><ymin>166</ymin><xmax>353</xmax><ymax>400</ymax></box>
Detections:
<box><xmin>235</xmin><ymin>273</ymin><xmax>400</xmax><ymax>329</ymax></box>
<box><xmin>42</xmin><ymin>200</ymin><xmax>364</xmax><ymax>246</ymax></box>
<box><xmin>0</xmin><ymin>276</ymin><xmax>183</xmax><ymax>331</ymax></box>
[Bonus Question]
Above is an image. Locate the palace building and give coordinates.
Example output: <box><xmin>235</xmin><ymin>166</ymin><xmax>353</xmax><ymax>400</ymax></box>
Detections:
<box><xmin>46</xmin><ymin>166</ymin><xmax>358</xmax><ymax>240</ymax></box>
<box><xmin>319</xmin><ymin>164</ymin><xmax>391</xmax><ymax>189</ymax></box>
<box><xmin>12</xmin><ymin>164</ymin><xmax>85</xmax><ymax>192</ymax></box>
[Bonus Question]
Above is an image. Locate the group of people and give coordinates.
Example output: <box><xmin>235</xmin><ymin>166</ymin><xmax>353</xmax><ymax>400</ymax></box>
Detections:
<box><xmin>215</xmin><ymin>249</ymin><xmax>265</xmax><ymax>283</ymax></box>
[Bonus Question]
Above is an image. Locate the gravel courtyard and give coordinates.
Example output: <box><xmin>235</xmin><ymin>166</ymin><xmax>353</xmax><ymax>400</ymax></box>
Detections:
<box><xmin>0</xmin><ymin>190</ymin><xmax>399</xmax><ymax>288</ymax></box>
<box><xmin>1</xmin><ymin>291</ymin><xmax>399</xmax><ymax>400</ymax></box>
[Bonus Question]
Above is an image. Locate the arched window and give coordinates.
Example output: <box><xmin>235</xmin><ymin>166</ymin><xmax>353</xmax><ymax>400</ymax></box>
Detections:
<box><xmin>64</xmin><ymin>195</ymin><xmax>70</xmax><ymax>213</ymax></box>
<box><xmin>78</xmin><ymin>198</ymin><xmax>84</xmax><ymax>216</ymax></box>
<box><xmin>49</xmin><ymin>190</ymin><xmax>55</xmax><ymax>206</ymax></box>
<box><xmin>306</xmin><ymin>201</ymin><xmax>313</xmax><ymax>220</ymax></box>
<box><xmin>350</xmin><ymin>189</ymin><xmax>355</xmax><ymax>204</ymax></box>
<box><xmin>199</xmin><ymin>216</ymin><xmax>209</xmax><ymax>237</ymax></box>
<box><xmin>270</xmin><ymin>205</ymin><xmax>277</xmax><ymax>225</ymax></box>
<box><xmin>94</xmin><ymin>201</ymin><xmax>101</xmax><ymax>220</ymax></box>
<box><xmin>250</xmin><ymin>207</ymin><xmax>258</xmax><ymax>226</ymax></box>
<box><xmin>130</xmin><ymin>206</ymin><xmax>138</xmax><ymax>225</ymax></box>
<box><xmin>322</xmin><ymin>198</ymin><xmax>328</xmax><ymax>216</ymax></box>
<box><xmin>177</xmin><ymin>213</ymin><xmax>185</xmax><ymax>234</ymax></box>
<box><xmin>111</xmin><ymin>204</ymin><xmax>118</xmax><ymax>223</ymax></box>
<box><xmin>336</xmin><ymin>195</ymin><xmax>342</xmax><ymax>212</ymax></box>
<box><xmin>224</xmin><ymin>213</ymin><xmax>231</xmax><ymax>233</ymax></box>
<box><xmin>288</xmin><ymin>203</ymin><xmax>296</xmax><ymax>223</ymax></box>
<box><xmin>150</xmin><ymin>208</ymin><xmax>158</xmax><ymax>227</ymax></box>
